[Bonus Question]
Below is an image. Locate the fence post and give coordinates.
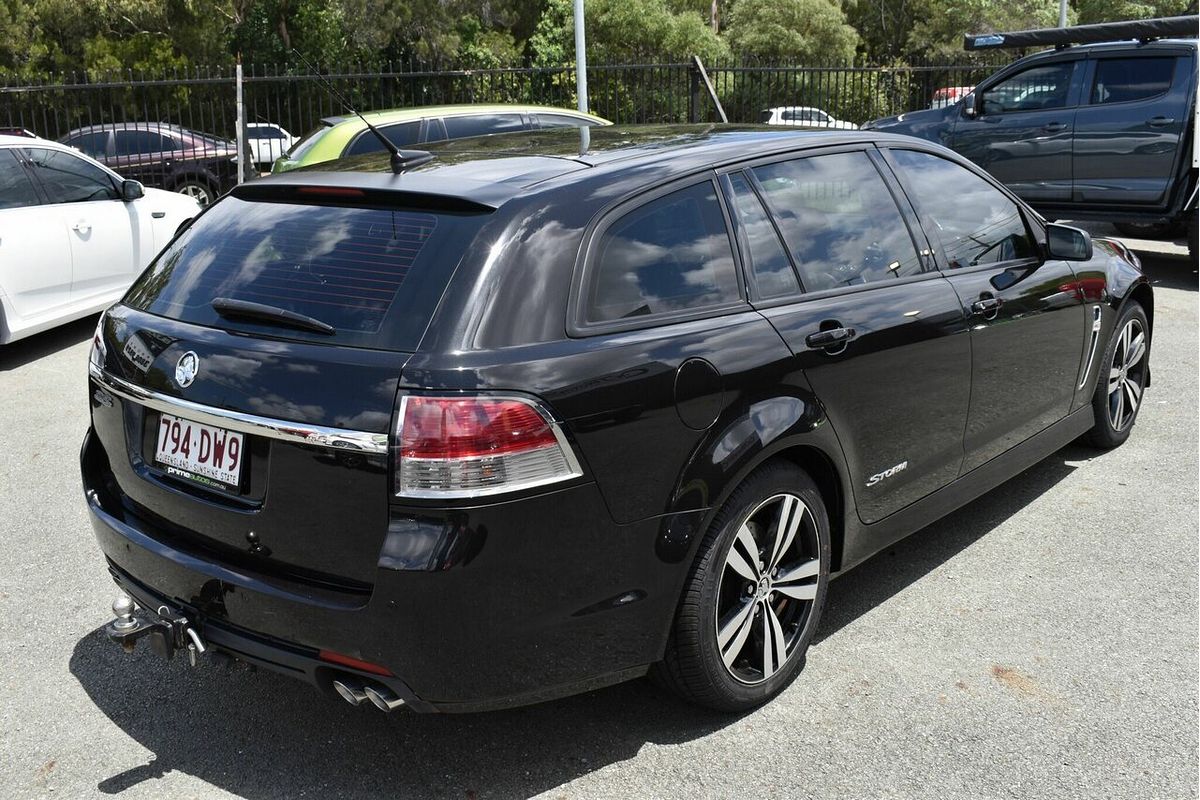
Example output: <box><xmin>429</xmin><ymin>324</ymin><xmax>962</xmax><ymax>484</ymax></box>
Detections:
<box><xmin>235</xmin><ymin>59</ymin><xmax>248</xmax><ymax>183</ymax></box>
<box><xmin>688</xmin><ymin>61</ymin><xmax>700</xmax><ymax>123</ymax></box>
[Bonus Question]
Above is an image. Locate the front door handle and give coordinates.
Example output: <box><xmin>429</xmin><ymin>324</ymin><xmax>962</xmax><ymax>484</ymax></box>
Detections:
<box><xmin>971</xmin><ymin>297</ymin><xmax>1002</xmax><ymax>317</ymax></box>
<box><xmin>805</xmin><ymin>327</ymin><xmax>856</xmax><ymax>350</ymax></box>
<box><xmin>1042</xmin><ymin>122</ymin><xmax>1069</xmax><ymax>133</ymax></box>
<box><xmin>1147</xmin><ymin>116</ymin><xmax>1175</xmax><ymax>128</ymax></box>
<box><xmin>71</xmin><ymin>222</ymin><xmax>91</xmax><ymax>234</ymax></box>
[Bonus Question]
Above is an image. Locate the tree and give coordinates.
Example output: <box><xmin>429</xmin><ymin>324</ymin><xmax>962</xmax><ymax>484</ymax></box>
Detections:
<box><xmin>724</xmin><ymin>0</ymin><xmax>859</xmax><ymax>63</ymax></box>
<box><xmin>529</xmin><ymin>0</ymin><xmax>727</xmax><ymax>64</ymax></box>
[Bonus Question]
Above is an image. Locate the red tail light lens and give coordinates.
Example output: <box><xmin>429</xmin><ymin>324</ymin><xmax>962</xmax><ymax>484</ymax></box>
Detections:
<box><xmin>395</xmin><ymin>396</ymin><xmax>582</xmax><ymax>498</ymax></box>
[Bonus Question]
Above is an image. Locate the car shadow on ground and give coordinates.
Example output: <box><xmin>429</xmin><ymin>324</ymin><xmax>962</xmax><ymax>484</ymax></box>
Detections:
<box><xmin>68</xmin><ymin>442</ymin><xmax>1093</xmax><ymax>799</ymax></box>
<box><xmin>0</xmin><ymin>313</ymin><xmax>98</xmax><ymax>371</ymax></box>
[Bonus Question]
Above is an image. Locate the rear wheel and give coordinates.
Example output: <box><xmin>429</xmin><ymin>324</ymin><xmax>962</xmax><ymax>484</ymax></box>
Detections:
<box><xmin>1086</xmin><ymin>301</ymin><xmax>1149</xmax><ymax>449</ymax></box>
<box><xmin>653</xmin><ymin>462</ymin><xmax>830</xmax><ymax>712</ymax></box>
<box><xmin>1113</xmin><ymin>221</ymin><xmax>1182</xmax><ymax>240</ymax></box>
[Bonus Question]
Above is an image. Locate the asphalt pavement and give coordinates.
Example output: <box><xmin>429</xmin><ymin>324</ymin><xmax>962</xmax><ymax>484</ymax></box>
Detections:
<box><xmin>0</xmin><ymin>231</ymin><xmax>1195</xmax><ymax>799</ymax></box>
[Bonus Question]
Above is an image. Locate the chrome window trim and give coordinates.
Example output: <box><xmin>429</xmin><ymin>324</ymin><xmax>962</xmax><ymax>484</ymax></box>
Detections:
<box><xmin>88</xmin><ymin>363</ymin><xmax>389</xmax><ymax>454</ymax></box>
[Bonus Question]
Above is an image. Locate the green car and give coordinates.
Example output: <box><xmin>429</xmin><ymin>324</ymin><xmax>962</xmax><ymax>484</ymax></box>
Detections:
<box><xmin>272</xmin><ymin>104</ymin><xmax>610</xmax><ymax>173</ymax></box>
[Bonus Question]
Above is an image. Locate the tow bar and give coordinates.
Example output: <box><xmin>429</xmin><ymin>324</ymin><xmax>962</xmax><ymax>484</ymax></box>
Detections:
<box><xmin>105</xmin><ymin>593</ymin><xmax>208</xmax><ymax>667</ymax></box>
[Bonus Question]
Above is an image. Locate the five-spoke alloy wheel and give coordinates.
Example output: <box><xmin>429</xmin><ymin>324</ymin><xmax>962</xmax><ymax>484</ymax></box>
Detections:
<box><xmin>655</xmin><ymin>462</ymin><xmax>829</xmax><ymax>711</ymax></box>
<box><xmin>1087</xmin><ymin>300</ymin><xmax>1149</xmax><ymax>449</ymax></box>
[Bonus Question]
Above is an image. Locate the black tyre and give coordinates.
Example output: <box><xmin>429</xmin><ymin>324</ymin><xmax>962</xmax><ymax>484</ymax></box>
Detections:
<box><xmin>1086</xmin><ymin>301</ymin><xmax>1149</xmax><ymax>449</ymax></box>
<box><xmin>1113</xmin><ymin>221</ymin><xmax>1182</xmax><ymax>240</ymax></box>
<box><xmin>653</xmin><ymin>461</ymin><xmax>830</xmax><ymax>712</ymax></box>
<box><xmin>174</xmin><ymin>179</ymin><xmax>216</xmax><ymax>207</ymax></box>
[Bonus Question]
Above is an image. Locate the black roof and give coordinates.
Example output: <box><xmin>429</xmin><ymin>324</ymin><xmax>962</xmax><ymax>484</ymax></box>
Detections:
<box><xmin>247</xmin><ymin>124</ymin><xmax>885</xmax><ymax>209</ymax></box>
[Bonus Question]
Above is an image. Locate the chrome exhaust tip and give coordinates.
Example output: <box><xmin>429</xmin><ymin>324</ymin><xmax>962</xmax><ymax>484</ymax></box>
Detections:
<box><xmin>332</xmin><ymin>677</ymin><xmax>368</xmax><ymax>706</ymax></box>
<box><xmin>364</xmin><ymin>684</ymin><xmax>405</xmax><ymax>712</ymax></box>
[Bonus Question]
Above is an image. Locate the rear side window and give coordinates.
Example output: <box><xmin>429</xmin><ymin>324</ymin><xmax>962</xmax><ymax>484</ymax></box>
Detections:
<box><xmin>1090</xmin><ymin>57</ymin><xmax>1175</xmax><ymax>104</ymax></box>
<box><xmin>344</xmin><ymin>121</ymin><xmax>420</xmax><ymax>156</ymax></box>
<box><xmin>66</xmin><ymin>131</ymin><xmax>110</xmax><ymax>159</ymax></box>
<box><xmin>0</xmin><ymin>150</ymin><xmax>40</xmax><ymax>209</ymax></box>
<box><xmin>726</xmin><ymin>173</ymin><xmax>799</xmax><ymax>299</ymax></box>
<box><xmin>586</xmin><ymin>181</ymin><xmax>739</xmax><ymax>323</ymax></box>
<box><xmin>444</xmin><ymin>114</ymin><xmax>526</xmax><ymax>139</ymax></box>
<box><xmin>890</xmin><ymin>149</ymin><xmax>1037</xmax><ymax>268</ymax></box>
<box><xmin>536</xmin><ymin>114</ymin><xmax>596</xmax><ymax>129</ymax></box>
<box><xmin>114</xmin><ymin>130</ymin><xmax>176</xmax><ymax>156</ymax></box>
<box><xmin>751</xmin><ymin>151</ymin><xmax>923</xmax><ymax>292</ymax></box>
<box><xmin>125</xmin><ymin>196</ymin><xmax>491</xmax><ymax>350</ymax></box>
<box><xmin>22</xmin><ymin>147</ymin><xmax>118</xmax><ymax>203</ymax></box>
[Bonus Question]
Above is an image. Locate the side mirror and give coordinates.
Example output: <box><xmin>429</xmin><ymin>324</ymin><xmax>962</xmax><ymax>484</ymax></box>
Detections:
<box><xmin>121</xmin><ymin>179</ymin><xmax>144</xmax><ymax>201</ymax></box>
<box><xmin>1046</xmin><ymin>223</ymin><xmax>1093</xmax><ymax>261</ymax></box>
<box><xmin>962</xmin><ymin>93</ymin><xmax>977</xmax><ymax>118</ymax></box>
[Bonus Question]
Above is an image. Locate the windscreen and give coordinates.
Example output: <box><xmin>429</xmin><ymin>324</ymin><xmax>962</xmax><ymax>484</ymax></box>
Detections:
<box><xmin>124</xmin><ymin>196</ymin><xmax>489</xmax><ymax>350</ymax></box>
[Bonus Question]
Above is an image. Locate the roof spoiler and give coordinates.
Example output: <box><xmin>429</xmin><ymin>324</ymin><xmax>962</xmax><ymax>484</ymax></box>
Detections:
<box><xmin>964</xmin><ymin>15</ymin><xmax>1198</xmax><ymax>51</ymax></box>
<box><xmin>230</xmin><ymin>178</ymin><xmax>497</xmax><ymax>213</ymax></box>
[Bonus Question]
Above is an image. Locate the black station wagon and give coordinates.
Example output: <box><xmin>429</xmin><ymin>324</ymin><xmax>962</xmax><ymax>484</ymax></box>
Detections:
<box><xmin>84</xmin><ymin>125</ymin><xmax>1152</xmax><ymax>713</ymax></box>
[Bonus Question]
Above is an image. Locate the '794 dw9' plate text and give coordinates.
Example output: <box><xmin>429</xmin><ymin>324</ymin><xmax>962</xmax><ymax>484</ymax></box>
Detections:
<box><xmin>154</xmin><ymin>413</ymin><xmax>244</xmax><ymax>490</ymax></box>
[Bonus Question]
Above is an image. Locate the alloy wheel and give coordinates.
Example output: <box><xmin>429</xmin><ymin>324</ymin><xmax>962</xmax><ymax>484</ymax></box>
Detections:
<box><xmin>1107</xmin><ymin>317</ymin><xmax>1146</xmax><ymax>432</ymax></box>
<box><xmin>178</xmin><ymin>183</ymin><xmax>212</xmax><ymax>206</ymax></box>
<box><xmin>714</xmin><ymin>492</ymin><xmax>822</xmax><ymax>685</ymax></box>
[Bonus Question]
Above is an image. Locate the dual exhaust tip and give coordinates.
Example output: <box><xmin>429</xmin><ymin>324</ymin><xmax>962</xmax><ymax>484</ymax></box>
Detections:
<box><xmin>332</xmin><ymin>676</ymin><xmax>405</xmax><ymax>712</ymax></box>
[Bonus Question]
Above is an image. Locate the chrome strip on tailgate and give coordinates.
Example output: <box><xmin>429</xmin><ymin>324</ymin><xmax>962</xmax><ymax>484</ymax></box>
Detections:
<box><xmin>89</xmin><ymin>363</ymin><xmax>390</xmax><ymax>455</ymax></box>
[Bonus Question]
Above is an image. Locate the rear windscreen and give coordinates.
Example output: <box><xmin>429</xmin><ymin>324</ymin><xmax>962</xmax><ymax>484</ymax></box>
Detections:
<box><xmin>125</xmin><ymin>196</ymin><xmax>488</xmax><ymax>350</ymax></box>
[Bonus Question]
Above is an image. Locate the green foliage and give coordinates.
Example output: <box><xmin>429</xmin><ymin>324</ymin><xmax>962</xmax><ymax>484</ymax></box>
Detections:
<box><xmin>529</xmin><ymin>0</ymin><xmax>727</xmax><ymax>64</ymax></box>
<box><xmin>724</xmin><ymin>0</ymin><xmax>859</xmax><ymax>64</ymax></box>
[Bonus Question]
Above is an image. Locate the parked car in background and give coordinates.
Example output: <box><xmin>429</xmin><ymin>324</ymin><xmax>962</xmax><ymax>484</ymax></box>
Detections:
<box><xmin>930</xmin><ymin>86</ymin><xmax>974</xmax><ymax>109</ymax></box>
<box><xmin>271</xmin><ymin>104</ymin><xmax>610</xmax><ymax>172</ymax></box>
<box><xmin>245</xmin><ymin>122</ymin><xmax>296</xmax><ymax>168</ymax></box>
<box><xmin>864</xmin><ymin>19</ymin><xmax>1198</xmax><ymax>257</ymax></box>
<box><xmin>760</xmin><ymin>106</ymin><xmax>858</xmax><ymax>129</ymax></box>
<box><xmin>0</xmin><ymin>127</ymin><xmax>39</xmax><ymax>138</ymax></box>
<box><xmin>0</xmin><ymin>135</ymin><xmax>198</xmax><ymax>344</ymax></box>
<box><xmin>85</xmin><ymin>125</ymin><xmax>1151</xmax><ymax>716</ymax></box>
<box><xmin>60</xmin><ymin>122</ymin><xmax>240</xmax><ymax>207</ymax></box>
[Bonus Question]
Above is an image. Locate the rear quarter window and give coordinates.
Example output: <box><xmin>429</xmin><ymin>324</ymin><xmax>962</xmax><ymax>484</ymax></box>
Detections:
<box><xmin>124</xmin><ymin>196</ymin><xmax>490</xmax><ymax>350</ymax></box>
<box><xmin>584</xmin><ymin>181</ymin><xmax>740</xmax><ymax>325</ymax></box>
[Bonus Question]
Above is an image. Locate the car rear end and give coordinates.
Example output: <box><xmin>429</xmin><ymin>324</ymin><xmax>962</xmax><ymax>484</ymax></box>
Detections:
<box><xmin>83</xmin><ymin>178</ymin><xmax>510</xmax><ymax>710</ymax></box>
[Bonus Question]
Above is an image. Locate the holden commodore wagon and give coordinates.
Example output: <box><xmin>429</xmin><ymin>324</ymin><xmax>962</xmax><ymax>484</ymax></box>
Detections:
<box><xmin>84</xmin><ymin>125</ymin><xmax>1152</xmax><ymax>713</ymax></box>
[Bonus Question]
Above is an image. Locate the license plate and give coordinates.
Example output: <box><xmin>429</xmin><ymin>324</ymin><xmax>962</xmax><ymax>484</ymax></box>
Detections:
<box><xmin>154</xmin><ymin>413</ymin><xmax>244</xmax><ymax>490</ymax></box>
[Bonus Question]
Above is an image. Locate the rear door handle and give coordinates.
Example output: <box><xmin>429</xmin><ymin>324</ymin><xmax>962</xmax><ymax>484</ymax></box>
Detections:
<box><xmin>1147</xmin><ymin>116</ymin><xmax>1175</xmax><ymax>127</ymax></box>
<box><xmin>971</xmin><ymin>297</ymin><xmax>1002</xmax><ymax>315</ymax></box>
<box><xmin>805</xmin><ymin>327</ymin><xmax>856</xmax><ymax>350</ymax></box>
<box><xmin>1042</xmin><ymin>122</ymin><xmax>1069</xmax><ymax>133</ymax></box>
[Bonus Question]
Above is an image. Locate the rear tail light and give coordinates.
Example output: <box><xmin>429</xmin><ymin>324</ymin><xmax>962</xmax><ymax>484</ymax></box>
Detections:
<box><xmin>394</xmin><ymin>395</ymin><xmax>583</xmax><ymax>499</ymax></box>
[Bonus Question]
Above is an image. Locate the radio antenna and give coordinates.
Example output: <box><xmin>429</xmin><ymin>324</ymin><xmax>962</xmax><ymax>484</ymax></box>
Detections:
<box><xmin>291</xmin><ymin>51</ymin><xmax>431</xmax><ymax>174</ymax></box>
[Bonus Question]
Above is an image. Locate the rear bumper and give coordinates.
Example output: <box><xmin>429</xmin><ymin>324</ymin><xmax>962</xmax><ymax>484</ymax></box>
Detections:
<box><xmin>83</xmin><ymin>427</ymin><xmax>689</xmax><ymax>712</ymax></box>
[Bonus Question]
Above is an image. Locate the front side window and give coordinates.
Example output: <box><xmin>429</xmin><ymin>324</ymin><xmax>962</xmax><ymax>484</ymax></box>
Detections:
<box><xmin>1090</xmin><ymin>57</ymin><xmax>1175</xmax><ymax>105</ymax></box>
<box><xmin>751</xmin><ymin>151</ymin><xmax>923</xmax><ymax>292</ymax></box>
<box><xmin>587</xmin><ymin>181</ymin><xmax>739</xmax><ymax>323</ymax></box>
<box><xmin>726</xmin><ymin>173</ymin><xmax>799</xmax><ymax>299</ymax></box>
<box><xmin>344</xmin><ymin>121</ymin><xmax>420</xmax><ymax>156</ymax></box>
<box><xmin>443</xmin><ymin>114</ymin><xmax>526</xmax><ymax>139</ymax></box>
<box><xmin>980</xmin><ymin>62</ymin><xmax>1075</xmax><ymax>114</ymax></box>
<box><xmin>890</xmin><ymin>149</ymin><xmax>1037</xmax><ymax>269</ymax></box>
<box><xmin>0</xmin><ymin>150</ymin><xmax>40</xmax><ymax>209</ymax></box>
<box><xmin>22</xmin><ymin>147</ymin><xmax>118</xmax><ymax>204</ymax></box>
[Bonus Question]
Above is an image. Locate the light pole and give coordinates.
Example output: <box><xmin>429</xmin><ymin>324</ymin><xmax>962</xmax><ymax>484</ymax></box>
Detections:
<box><xmin>1059</xmin><ymin>0</ymin><xmax>1068</xmax><ymax>27</ymax></box>
<box><xmin>574</xmin><ymin>0</ymin><xmax>588</xmax><ymax>114</ymax></box>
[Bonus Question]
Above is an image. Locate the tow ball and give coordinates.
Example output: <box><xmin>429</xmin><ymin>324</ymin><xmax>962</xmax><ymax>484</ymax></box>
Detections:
<box><xmin>105</xmin><ymin>593</ymin><xmax>208</xmax><ymax>667</ymax></box>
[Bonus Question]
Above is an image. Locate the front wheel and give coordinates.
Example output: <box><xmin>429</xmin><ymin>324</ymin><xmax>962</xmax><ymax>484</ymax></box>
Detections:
<box><xmin>653</xmin><ymin>461</ymin><xmax>830</xmax><ymax>712</ymax></box>
<box><xmin>174</xmin><ymin>179</ymin><xmax>216</xmax><ymax>207</ymax></box>
<box><xmin>1086</xmin><ymin>301</ymin><xmax>1149</xmax><ymax>449</ymax></box>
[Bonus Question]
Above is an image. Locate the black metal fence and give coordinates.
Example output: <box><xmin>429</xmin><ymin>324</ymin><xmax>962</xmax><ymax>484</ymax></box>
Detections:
<box><xmin>0</xmin><ymin>57</ymin><xmax>1009</xmax><ymax>136</ymax></box>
